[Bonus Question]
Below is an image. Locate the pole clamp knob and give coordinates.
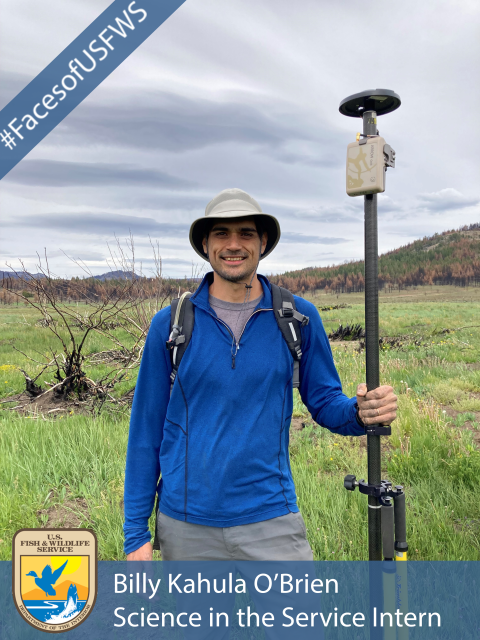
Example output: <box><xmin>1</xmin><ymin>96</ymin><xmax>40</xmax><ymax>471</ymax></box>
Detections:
<box><xmin>344</xmin><ymin>474</ymin><xmax>358</xmax><ymax>491</ymax></box>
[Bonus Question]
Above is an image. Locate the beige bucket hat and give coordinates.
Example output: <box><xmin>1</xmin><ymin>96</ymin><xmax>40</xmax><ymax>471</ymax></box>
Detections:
<box><xmin>189</xmin><ymin>188</ymin><xmax>281</xmax><ymax>261</ymax></box>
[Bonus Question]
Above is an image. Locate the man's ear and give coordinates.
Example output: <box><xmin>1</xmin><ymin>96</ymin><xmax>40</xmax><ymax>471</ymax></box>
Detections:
<box><xmin>202</xmin><ymin>236</ymin><xmax>209</xmax><ymax>258</ymax></box>
<box><xmin>260</xmin><ymin>232</ymin><xmax>268</xmax><ymax>255</ymax></box>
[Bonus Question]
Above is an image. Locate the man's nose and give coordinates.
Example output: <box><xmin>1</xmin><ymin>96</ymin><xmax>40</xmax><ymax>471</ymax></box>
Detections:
<box><xmin>225</xmin><ymin>233</ymin><xmax>243</xmax><ymax>251</ymax></box>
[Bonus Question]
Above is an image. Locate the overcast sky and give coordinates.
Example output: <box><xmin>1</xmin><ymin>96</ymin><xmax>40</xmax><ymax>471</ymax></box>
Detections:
<box><xmin>1</xmin><ymin>0</ymin><xmax>479</xmax><ymax>278</ymax></box>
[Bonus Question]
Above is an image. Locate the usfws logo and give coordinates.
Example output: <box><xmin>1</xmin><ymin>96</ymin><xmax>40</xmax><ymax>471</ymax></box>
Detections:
<box><xmin>12</xmin><ymin>529</ymin><xmax>97</xmax><ymax>633</ymax></box>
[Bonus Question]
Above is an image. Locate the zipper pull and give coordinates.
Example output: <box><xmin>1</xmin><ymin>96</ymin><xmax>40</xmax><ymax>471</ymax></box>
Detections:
<box><xmin>231</xmin><ymin>342</ymin><xmax>239</xmax><ymax>369</ymax></box>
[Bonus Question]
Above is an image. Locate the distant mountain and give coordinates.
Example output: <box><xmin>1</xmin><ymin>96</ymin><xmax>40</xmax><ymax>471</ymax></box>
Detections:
<box><xmin>1</xmin><ymin>269</ymin><xmax>140</xmax><ymax>282</ymax></box>
<box><xmin>0</xmin><ymin>270</ymin><xmax>45</xmax><ymax>280</ymax></box>
<box><xmin>270</xmin><ymin>223</ymin><xmax>480</xmax><ymax>294</ymax></box>
<box><xmin>92</xmin><ymin>270</ymin><xmax>142</xmax><ymax>281</ymax></box>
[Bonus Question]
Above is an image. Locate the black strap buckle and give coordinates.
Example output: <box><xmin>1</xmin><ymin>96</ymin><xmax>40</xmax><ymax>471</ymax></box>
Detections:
<box><xmin>166</xmin><ymin>325</ymin><xmax>186</xmax><ymax>351</ymax></box>
<box><xmin>279</xmin><ymin>303</ymin><xmax>309</xmax><ymax>328</ymax></box>
<box><xmin>280</xmin><ymin>307</ymin><xmax>294</xmax><ymax>318</ymax></box>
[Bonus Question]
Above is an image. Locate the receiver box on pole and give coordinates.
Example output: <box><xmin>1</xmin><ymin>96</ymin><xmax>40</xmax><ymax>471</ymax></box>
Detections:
<box><xmin>346</xmin><ymin>135</ymin><xmax>388</xmax><ymax>197</ymax></box>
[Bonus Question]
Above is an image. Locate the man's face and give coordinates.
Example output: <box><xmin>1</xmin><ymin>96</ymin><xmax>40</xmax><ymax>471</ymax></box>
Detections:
<box><xmin>202</xmin><ymin>217</ymin><xmax>268</xmax><ymax>283</ymax></box>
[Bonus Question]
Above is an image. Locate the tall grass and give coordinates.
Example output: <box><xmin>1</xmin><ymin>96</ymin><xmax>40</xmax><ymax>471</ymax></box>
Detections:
<box><xmin>1</xmin><ymin>292</ymin><xmax>479</xmax><ymax>560</ymax></box>
<box><xmin>0</xmin><ymin>410</ymin><xmax>130</xmax><ymax>560</ymax></box>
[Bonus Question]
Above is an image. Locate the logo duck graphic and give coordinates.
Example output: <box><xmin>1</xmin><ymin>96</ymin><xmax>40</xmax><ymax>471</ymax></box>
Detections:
<box><xmin>26</xmin><ymin>560</ymin><xmax>68</xmax><ymax>597</ymax></box>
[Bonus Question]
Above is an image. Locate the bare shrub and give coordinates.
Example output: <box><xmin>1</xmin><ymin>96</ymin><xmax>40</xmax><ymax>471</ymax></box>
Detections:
<box><xmin>1</xmin><ymin>236</ymin><xmax>203</xmax><ymax>408</ymax></box>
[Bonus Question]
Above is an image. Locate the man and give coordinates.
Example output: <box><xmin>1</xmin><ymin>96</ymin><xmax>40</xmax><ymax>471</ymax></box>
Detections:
<box><xmin>124</xmin><ymin>188</ymin><xmax>397</xmax><ymax>561</ymax></box>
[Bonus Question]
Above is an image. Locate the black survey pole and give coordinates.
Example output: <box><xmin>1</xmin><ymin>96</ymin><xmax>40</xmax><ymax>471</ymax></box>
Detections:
<box><xmin>340</xmin><ymin>89</ymin><xmax>402</xmax><ymax>640</ymax></box>
<box><xmin>339</xmin><ymin>89</ymin><xmax>401</xmax><ymax>561</ymax></box>
<box><xmin>363</xmin><ymin>108</ymin><xmax>382</xmax><ymax>560</ymax></box>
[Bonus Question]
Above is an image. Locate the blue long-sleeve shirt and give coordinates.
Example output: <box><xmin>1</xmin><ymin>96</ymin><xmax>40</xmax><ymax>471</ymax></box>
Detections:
<box><xmin>123</xmin><ymin>273</ymin><xmax>364</xmax><ymax>554</ymax></box>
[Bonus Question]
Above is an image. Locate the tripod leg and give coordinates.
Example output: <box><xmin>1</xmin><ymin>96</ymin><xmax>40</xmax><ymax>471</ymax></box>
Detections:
<box><xmin>382</xmin><ymin>500</ymin><xmax>395</xmax><ymax>561</ymax></box>
<box><xmin>394</xmin><ymin>491</ymin><xmax>408</xmax><ymax>560</ymax></box>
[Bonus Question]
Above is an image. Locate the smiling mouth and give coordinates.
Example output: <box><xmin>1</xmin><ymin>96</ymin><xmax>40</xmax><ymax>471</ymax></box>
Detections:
<box><xmin>221</xmin><ymin>256</ymin><xmax>247</xmax><ymax>263</ymax></box>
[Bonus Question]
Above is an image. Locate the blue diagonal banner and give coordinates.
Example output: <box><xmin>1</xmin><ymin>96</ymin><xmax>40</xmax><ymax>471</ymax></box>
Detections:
<box><xmin>0</xmin><ymin>0</ymin><xmax>187</xmax><ymax>181</ymax></box>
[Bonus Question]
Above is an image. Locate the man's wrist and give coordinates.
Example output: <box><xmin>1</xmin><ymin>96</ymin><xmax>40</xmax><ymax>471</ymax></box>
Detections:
<box><xmin>355</xmin><ymin>402</ymin><xmax>365</xmax><ymax>428</ymax></box>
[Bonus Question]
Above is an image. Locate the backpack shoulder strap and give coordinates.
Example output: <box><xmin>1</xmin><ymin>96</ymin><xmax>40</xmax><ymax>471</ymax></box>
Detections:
<box><xmin>271</xmin><ymin>283</ymin><xmax>309</xmax><ymax>388</ymax></box>
<box><xmin>166</xmin><ymin>291</ymin><xmax>194</xmax><ymax>389</ymax></box>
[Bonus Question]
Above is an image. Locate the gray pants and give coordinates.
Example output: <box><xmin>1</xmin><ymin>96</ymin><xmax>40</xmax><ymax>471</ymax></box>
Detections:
<box><xmin>157</xmin><ymin>510</ymin><xmax>313</xmax><ymax>561</ymax></box>
<box><xmin>156</xmin><ymin>511</ymin><xmax>319</xmax><ymax>639</ymax></box>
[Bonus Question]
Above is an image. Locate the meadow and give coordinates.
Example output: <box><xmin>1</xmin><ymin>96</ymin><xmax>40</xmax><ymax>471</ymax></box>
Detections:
<box><xmin>0</xmin><ymin>284</ymin><xmax>479</xmax><ymax>561</ymax></box>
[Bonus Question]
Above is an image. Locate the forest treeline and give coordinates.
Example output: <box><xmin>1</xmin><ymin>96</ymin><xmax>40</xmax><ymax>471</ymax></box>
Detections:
<box><xmin>1</xmin><ymin>223</ymin><xmax>479</xmax><ymax>303</ymax></box>
<box><xmin>0</xmin><ymin>272</ymin><xmax>196</xmax><ymax>305</ymax></box>
<box><xmin>270</xmin><ymin>223</ymin><xmax>480</xmax><ymax>295</ymax></box>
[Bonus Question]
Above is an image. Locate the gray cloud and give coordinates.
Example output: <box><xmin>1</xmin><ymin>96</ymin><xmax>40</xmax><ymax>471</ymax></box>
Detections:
<box><xmin>47</xmin><ymin>91</ymin><xmax>341</xmax><ymax>167</ymax></box>
<box><xmin>5</xmin><ymin>159</ymin><xmax>194</xmax><ymax>189</ymax></box>
<box><xmin>376</xmin><ymin>194</ymin><xmax>404</xmax><ymax>214</ymax></box>
<box><xmin>121</xmin><ymin>192</ymin><xmax>206</xmax><ymax>211</ymax></box>
<box><xmin>3</xmin><ymin>212</ymin><xmax>190</xmax><ymax>238</ymax></box>
<box><xmin>293</xmin><ymin>204</ymin><xmax>362</xmax><ymax>224</ymax></box>
<box><xmin>281</xmin><ymin>232</ymin><xmax>350</xmax><ymax>245</ymax></box>
<box><xmin>68</xmin><ymin>251</ymin><xmax>106</xmax><ymax>261</ymax></box>
<box><xmin>306</xmin><ymin>254</ymin><xmax>360</xmax><ymax>264</ymax></box>
<box><xmin>1</xmin><ymin>0</ymin><xmax>478</xmax><ymax>277</ymax></box>
<box><xmin>275</xmin><ymin>153</ymin><xmax>339</xmax><ymax>168</ymax></box>
<box><xmin>2</xmin><ymin>184</ymin><xmax>209</xmax><ymax>212</ymax></box>
<box><xmin>417</xmin><ymin>189</ymin><xmax>480</xmax><ymax>213</ymax></box>
<box><xmin>161</xmin><ymin>257</ymin><xmax>199</xmax><ymax>266</ymax></box>
<box><xmin>51</xmin><ymin>93</ymin><xmax>302</xmax><ymax>153</ymax></box>
<box><xmin>305</xmin><ymin>253</ymin><xmax>334</xmax><ymax>261</ymax></box>
<box><xmin>0</xmin><ymin>70</ymin><xmax>30</xmax><ymax>110</ymax></box>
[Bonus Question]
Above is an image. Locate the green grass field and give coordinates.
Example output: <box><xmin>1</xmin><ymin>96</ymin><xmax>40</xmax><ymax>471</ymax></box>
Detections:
<box><xmin>1</xmin><ymin>285</ymin><xmax>479</xmax><ymax>560</ymax></box>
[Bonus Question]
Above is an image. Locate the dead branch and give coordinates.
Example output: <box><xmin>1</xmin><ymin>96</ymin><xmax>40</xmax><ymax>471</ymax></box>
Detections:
<box><xmin>19</xmin><ymin>369</ymin><xmax>44</xmax><ymax>397</ymax></box>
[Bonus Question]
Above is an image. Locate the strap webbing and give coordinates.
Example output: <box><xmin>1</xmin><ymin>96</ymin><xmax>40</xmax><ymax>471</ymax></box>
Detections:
<box><xmin>271</xmin><ymin>283</ymin><xmax>309</xmax><ymax>388</ymax></box>
<box><xmin>166</xmin><ymin>285</ymin><xmax>308</xmax><ymax>391</ymax></box>
<box><xmin>166</xmin><ymin>292</ymin><xmax>193</xmax><ymax>389</ymax></box>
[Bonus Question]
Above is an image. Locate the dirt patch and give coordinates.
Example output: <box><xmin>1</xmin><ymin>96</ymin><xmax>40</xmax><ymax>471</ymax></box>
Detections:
<box><xmin>329</xmin><ymin>340</ymin><xmax>357</xmax><ymax>349</ymax></box>
<box><xmin>464</xmin><ymin>363</ymin><xmax>480</xmax><ymax>371</ymax></box>
<box><xmin>358</xmin><ymin>435</ymin><xmax>368</xmax><ymax>451</ymax></box>
<box><xmin>291</xmin><ymin>417</ymin><xmax>307</xmax><ymax>431</ymax></box>
<box><xmin>37</xmin><ymin>497</ymin><xmax>89</xmax><ymax>528</ymax></box>
<box><xmin>1</xmin><ymin>391</ymin><xmax>90</xmax><ymax>417</ymax></box>
<box><xmin>441</xmin><ymin>405</ymin><xmax>480</xmax><ymax>448</ymax></box>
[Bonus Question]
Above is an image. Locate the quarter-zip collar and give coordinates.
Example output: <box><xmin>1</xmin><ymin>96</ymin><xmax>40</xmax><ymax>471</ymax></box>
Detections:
<box><xmin>190</xmin><ymin>272</ymin><xmax>274</xmax><ymax>369</ymax></box>
<box><xmin>190</xmin><ymin>271</ymin><xmax>273</xmax><ymax>314</ymax></box>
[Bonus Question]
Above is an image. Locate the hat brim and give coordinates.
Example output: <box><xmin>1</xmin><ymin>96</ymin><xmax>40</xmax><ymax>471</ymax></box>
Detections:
<box><xmin>189</xmin><ymin>211</ymin><xmax>281</xmax><ymax>261</ymax></box>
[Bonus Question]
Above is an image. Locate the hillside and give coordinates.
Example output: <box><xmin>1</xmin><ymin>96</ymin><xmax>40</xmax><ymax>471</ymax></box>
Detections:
<box><xmin>93</xmin><ymin>270</ymin><xmax>139</xmax><ymax>281</ymax></box>
<box><xmin>271</xmin><ymin>223</ymin><xmax>480</xmax><ymax>295</ymax></box>
<box><xmin>0</xmin><ymin>270</ymin><xmax>45</xmax><ymax>280</ymax></box>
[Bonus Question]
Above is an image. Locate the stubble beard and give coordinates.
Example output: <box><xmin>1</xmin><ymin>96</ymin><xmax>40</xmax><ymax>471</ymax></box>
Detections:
<box><xmin>212</xmin><ymin>258</ymin><xmax>256</xmax><ymax>284</ymax></box>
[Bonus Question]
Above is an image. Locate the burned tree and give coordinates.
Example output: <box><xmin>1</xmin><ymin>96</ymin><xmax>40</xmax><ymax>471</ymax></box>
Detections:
<box><xmin>1</xmin><ymin>239</ymin><xmax>180</xmax><ymax>407</ymax></box>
